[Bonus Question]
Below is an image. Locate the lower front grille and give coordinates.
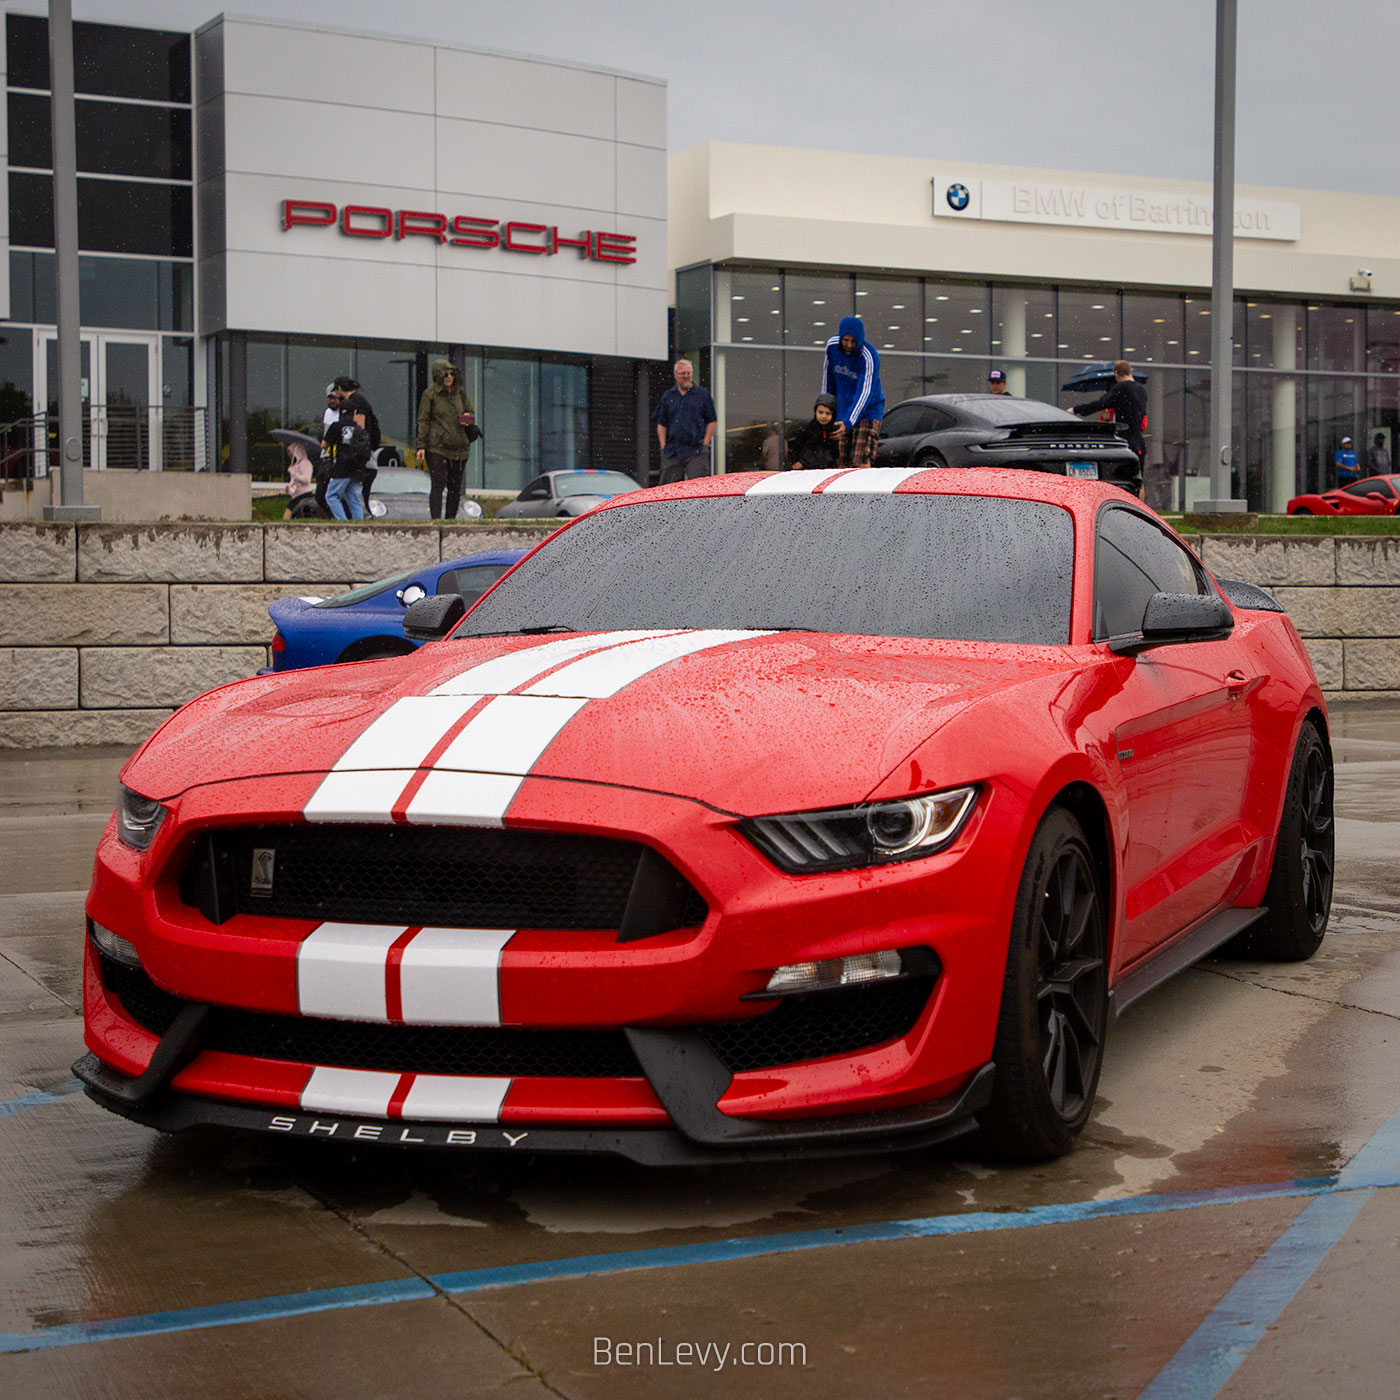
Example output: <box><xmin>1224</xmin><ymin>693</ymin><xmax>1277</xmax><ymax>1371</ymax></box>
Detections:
<box><xmin>98</xmin><ymin>954</ymin><xmax>932</xmax><ymax>1082</ymax></box>
<box><xmin>703</xmin><ymin>978</ymin><xmax>933</xmax><ymax>1072</ymax></box>
<box><xmin>99</xmin><ymin>955</ymin><xmax>642</xmax><ymax>1078</ymax></box>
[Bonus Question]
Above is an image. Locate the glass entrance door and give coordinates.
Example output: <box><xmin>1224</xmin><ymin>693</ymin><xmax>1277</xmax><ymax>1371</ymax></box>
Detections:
<box><xmin>42</xmin><ymin>333</ymin><xmax>160</xmax><ymax>469</ymax></box>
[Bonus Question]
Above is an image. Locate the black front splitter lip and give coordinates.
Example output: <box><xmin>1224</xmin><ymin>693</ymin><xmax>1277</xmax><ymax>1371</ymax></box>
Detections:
<box><xmin>74</xmin><ymin>1053</ymin><xmax>994</xmax><ymax>1167</ymax></box>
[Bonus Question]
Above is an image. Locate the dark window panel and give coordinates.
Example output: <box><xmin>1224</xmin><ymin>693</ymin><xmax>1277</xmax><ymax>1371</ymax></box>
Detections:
<box><xmin>5</xmin><ymin>250</ymin><xmax>191</xmax><ymax>331</ymax></box>
<box><xmin>10</xmin><ymin>173</ymin><xmax>193</xmax><ymax>258</ymax></box>
<box><xmin>5</xmin><ymin>14</ymin><xmax>191</xmax><ymax>103</ymax></box>
<box><xmin>7</xmin><ymin>94</ymin><xmax>193</xmax><ymax>181</ymax></box>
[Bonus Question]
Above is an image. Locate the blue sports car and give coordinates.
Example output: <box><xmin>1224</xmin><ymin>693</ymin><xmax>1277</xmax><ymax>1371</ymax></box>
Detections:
<box><xmin>266</xmin><ymin>547</ymin><xmax>528</xmax><ymax>672</ymax></box>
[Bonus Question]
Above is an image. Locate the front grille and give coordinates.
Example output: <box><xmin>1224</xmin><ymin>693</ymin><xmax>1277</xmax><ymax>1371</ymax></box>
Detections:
<box><xmin>703</xmin><ymin>978</ymin><xmax>933</xmax><ymax>1072</ymax></box>
<box><xmin>98</xmin><ymin>956</ymin><xmax>931</xmax><ymax>1084</ymax></box>
<box><xmin>99</xmin><ymin>953</ymin><xmax>642</xmax><ymax>1078</ymax></box>
<box><xmin>178</xmin><ymin>824</ymin><xmax>707</xmax><ymax>933</ymax></box>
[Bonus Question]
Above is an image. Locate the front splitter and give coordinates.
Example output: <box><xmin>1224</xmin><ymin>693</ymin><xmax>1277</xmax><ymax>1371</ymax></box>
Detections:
<box><xmin>74</xmin><ymin>1053</ymin><xmax>994</xmax><ymax>1167</ymax></box>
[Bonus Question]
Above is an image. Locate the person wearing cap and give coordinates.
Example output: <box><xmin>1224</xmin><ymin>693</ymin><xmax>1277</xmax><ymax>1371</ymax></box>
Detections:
<box><xmin>1335</xmin><ymin>436</ymin><xmax>1359</xmax><ymax>487</ymax></box>
<box><xmin>322</xmin><ymin>384</ymin><xmax>340</xmax><ymax>432</ymax></box>
<box><xmin>1071</xmin><ymin>359</ymin><xmax>1147</xmax><ymax>494</ymax></box>
<box><xmin>988</xmin><ymin>369</ymin><xmax>1012</xmax><ymax>396</ymax></box>
<box><xmin>1367</xmin><ymin>432</ymin><xmax>1391</xmax><ymax>476</ymax></box>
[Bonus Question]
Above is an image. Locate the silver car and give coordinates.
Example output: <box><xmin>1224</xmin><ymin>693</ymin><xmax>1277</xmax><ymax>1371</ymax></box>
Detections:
<box><xmin>496</xmin><ymin>469</ymin><xmax>643</xmax><ymax>519</ymax></box>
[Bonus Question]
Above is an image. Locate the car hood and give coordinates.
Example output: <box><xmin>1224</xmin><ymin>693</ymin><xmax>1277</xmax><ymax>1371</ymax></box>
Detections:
<box><xmin>124</xmin><ymin>629</ymin><xmax>1081</xmax><ymax>814</ymax></box>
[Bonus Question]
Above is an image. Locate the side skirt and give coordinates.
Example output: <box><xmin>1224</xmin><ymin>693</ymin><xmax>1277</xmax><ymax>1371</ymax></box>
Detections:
<box><xmin>1109</xmin><ymin>906</ymin><xmax>1267</xmax><ymax>1020</ymax></box>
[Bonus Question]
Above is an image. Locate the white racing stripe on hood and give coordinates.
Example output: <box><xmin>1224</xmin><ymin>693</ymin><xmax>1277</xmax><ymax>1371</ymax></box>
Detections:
<box><xmin>430</xmin><ymin>629</ymin><xmax>681</xmax><ymax>697</ymax></box>
<box><xmin>298</xmin><ymin>922</ymin><xmax>407</xmax><ymax>1020</ymax></box>
<box><xmin>321</xmin><ymin>695</ymin><xmax>485</xmax><ymax>772</ymax></box>
<box><xmin>745</xmin><ymin>469</ymin><xmax>849</xmax><ymax>496</ymax></box>
<box><xmin>523</xmin><ymin>629</ymin><xmax>775</xmax><ymax>698</ymax></box>
<box><xmin>820</xmin><ymin>466</ymin><xmax>927</xmax><ymax>493</ymax></box>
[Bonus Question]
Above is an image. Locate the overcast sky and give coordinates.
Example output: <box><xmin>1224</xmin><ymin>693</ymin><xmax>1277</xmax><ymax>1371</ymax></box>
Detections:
<box><xmin>40</xmin><ymin>0</ymin><xmax>1400</xmax><ymax>196</ymax></box>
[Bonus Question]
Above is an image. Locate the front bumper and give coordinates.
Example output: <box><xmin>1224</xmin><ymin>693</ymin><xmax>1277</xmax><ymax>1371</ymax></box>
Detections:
<box><xmin>82</xmin><ymin>771</ymin><xmax>1024</xmax><ymax>1158</ymax></box>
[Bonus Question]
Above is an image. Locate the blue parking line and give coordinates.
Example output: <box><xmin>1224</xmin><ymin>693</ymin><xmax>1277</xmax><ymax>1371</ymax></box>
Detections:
<box><xmin>1138</xmin><ymin>1101</ymin><xmax>1400</xmax><ymax>1400</ymax></box>
<box><xmin>0</xmin><ymin>1169</ymin><xmax>1388</xmax><ymax>1356</ymax></box>
<box><xmin>0</xmin><ymin>1081</ymin><xmax>82</xmax><ymax>1120</ymax></box>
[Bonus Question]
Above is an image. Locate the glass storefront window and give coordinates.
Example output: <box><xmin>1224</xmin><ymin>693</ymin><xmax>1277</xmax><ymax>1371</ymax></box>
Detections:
<box><xmin>7</xmin><ymin>14</ymin><xmax>192</xmax><ymax>104</ymax></box>
<box><xmin>482</xmin><ymin>356</ymin><xmax>540</xmax><ymax>490</ymax></box>
<box><xmin>286</xmin><ymin>342</ymin><xmax>351</xmax><ymax>433</ymax></box>
<box><xmin>785</xmin><ymin>272</ymin><xmax>852</xmax><ymax>348</ymax></box>
<box><xmin>854</xmin><ymin>276</ymin><xmax>922</xmax><ymax>353</ymax></box>
<box><xmin>1122</xmin><ymin>294</ymin><xmax>1184</xmax><ymax>366</ymax></box>
<box><xmin>1308</xmin><ymin>304</ymin><xmax>1366</xmax><ymax>373</ymax></box>
<box><xmin>923</xmin><ymin>282</ymin><xmax>989</xmax><ymax>357</ymax></box>
<box><xmin>539</xmin><ymin>362</ymin><xmax>589</xmax><ymax>473</ymax></box>
<box><xmin>355</xmin><ymin>345</ymin><xmax>419</xmax><ymax>452</ymax></box>
<box><xmin>1246</xmin><ymin>302</ymin><xmax>1303</xmax><ymax>371</ymax></box>
<box><xmin>1307</xmin><ymin>373</ymin><xmax>1366</xmax><ymax>493</ymax></box>
<box><xmin>1367</xmin><ymin>306</ymin><xmax>1400</xmax><ymax>374</ymax></box>
<box><xmin>0</xmin><ymin>331</ymin><xmax>35</xmax><ymax>430</ymax></box>
<box><xmin>246</xmin><ymin>340</ymin><xmax>287</xmax><ymax>477</ymax></box>
<box><xmin>1056</xmin><ymin>289</ymin><xmax>1120</xmax><ymax>362</ymax></box>
<box><xmin>920</xmin><ymin>356</ymin><xmax>992</xmax><ymax>396</ymax></box>
<box><xmin>8</xmin><ymin>93</ymin><xmax>193</xmax><ymax>181</ymax></box>
<box><xmin>675</xmin><ymin>265</ymin><xmax>712</xmax><ymax>368</ymax></box>
<box><xmin>716</xmin><ymin>267</ymin><xmax>781</xmax><ymax>345</ymax></box>
<box><xmin>783</xmin><ymin>348</ymin><xmax>826</xmax><ymax>442</ymax></box>
<box><xmin>717</xmin><ymin>347</ymin><xmax>782</xmax><ymax>472</ymax></box>
<box><xmin>991</xmin><ymin>284</ymin><xmax>1054</xmax><ymax>398</ymax></box>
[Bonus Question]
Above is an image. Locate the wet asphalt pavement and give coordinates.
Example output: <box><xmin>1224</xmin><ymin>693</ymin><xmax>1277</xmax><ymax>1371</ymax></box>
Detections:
<box><xmin>1</xmin><ymin>706</ymin><xmax>1398</xmax><ymax>1399</ymax></box>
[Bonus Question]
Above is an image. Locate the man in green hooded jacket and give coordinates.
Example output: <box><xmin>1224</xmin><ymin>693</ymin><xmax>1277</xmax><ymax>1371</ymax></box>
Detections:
<box><xmin>415</xmin><ymin>358</ymin><xmax>477</xmax><ymax>519</ymax></box>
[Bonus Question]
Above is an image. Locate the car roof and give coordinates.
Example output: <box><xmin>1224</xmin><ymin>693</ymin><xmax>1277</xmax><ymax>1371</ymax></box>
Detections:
<box><xmin>893</xmin><ymin>393</ymin><xmax>1079</xmax><ymax>425</ymax></box>
<box><xmin>440</xmin><ymin>547</ymin><xmax>529</xmax><ymax>569</ymax></box>
<box><xmin>602</xmin><ymin>466</ymin><xmax>1132</xmax><ymax>513</ymax></box>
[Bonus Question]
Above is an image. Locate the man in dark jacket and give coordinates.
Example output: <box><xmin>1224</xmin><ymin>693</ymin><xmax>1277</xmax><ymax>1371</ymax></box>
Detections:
<box><xmin>1072</xmin><ymin>359</ymin><xmax>1147</xmax><ymax>486</ymax></box>
<box><xmin>652</xmin><ymin>360</ymin><xmax>716</xmax><ymax>483</ymax></box>
<box><xmin>416</xmin><ymin>358</ymin><xmax>477</xmax><ymax>519</ymax></box>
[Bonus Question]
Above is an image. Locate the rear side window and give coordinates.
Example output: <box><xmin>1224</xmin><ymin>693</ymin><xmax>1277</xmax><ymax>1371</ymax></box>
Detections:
<box><xmin>1344</xmin><ymin>477</ymin><xmax>1396</xmax><ymax>498</ymax></box>
<box><xmin>879</xmin><ymin>404</ymin><xmax>929</xmax><ymax>438</ymax></box>
<box><xmin>438</xmin><ymin>564</ymin><xmax>513</xmax><ymax>607</ymax></box>
<box><xmin>1094</xmin><ymin>508</ymin><xmax>1208</xmax><ymax>639</ymax></box>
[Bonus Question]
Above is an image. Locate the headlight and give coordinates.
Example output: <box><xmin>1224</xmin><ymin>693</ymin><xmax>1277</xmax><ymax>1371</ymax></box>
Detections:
<box><xmin>116</xmin><ymin>785</ymin><xmax>168</xmax><ymax>851</ymax></box>
<box><xmin>741</xmin><ymin>785</ymin><xmax>978</xmax><ymax>873</ymax></box>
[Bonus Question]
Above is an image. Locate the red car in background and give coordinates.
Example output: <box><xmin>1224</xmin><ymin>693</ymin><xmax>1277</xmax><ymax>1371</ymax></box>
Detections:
<box><xmin>78</xmin><ymin>468</ymin><xmax>1333</xmax><ymax>1165</ymax></box>
<box><xmin>1287</xmin><ymin>474</ymin><xmax>1400</xmax><ymax>515</ymax></box>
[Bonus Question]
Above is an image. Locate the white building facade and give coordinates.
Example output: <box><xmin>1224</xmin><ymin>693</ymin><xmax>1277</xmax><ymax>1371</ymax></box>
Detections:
<box><xmin>1</xmin><ymin>11</ymin><xmax>668</xmax><ymax>488</ymax></box>
<box><xmin>669</xmin><ymin>144</ymin><xmax>1400</xmax><ymax>511</ymax></box>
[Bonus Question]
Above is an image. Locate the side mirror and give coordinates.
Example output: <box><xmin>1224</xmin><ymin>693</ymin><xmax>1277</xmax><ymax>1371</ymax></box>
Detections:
<box><xmin>402</xmin><ymin>593</ymin><xmax>465</xmax><ymax>642</ymax></box>
<box><xmin>1109</xmin><ymin>592</ymin><xmax>1233</xmax><ymax>656</ymax></box>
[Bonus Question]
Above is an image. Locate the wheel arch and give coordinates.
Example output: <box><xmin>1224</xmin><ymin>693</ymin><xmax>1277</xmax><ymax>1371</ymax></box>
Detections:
<box><xmin>1044</xmin><ymin>780</ymin><xmax>1116</xmax><ymax>940</ymax></box>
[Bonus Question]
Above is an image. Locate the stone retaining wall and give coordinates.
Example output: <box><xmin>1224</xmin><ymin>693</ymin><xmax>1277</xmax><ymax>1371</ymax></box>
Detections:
<box><xmin>0</xmin><ymin>521</ymin><xmax>556</xmax><ymax>749</ymax></box>
<box><xmin>0</xmin><ymin>524</ymin><xmax>1396</xmax><ymax>750</ymax></box>
<box><xmin>1190</xmin><ymin>535</ymin><xmax>1400</xmax><ymax>695</ymax></box>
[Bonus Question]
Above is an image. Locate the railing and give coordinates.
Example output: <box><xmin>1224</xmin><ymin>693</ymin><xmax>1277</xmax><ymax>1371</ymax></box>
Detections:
<box><xmin>0</xmin><ymin>407</ymin><xmax>209</xmax><ymax>480</ymax></box>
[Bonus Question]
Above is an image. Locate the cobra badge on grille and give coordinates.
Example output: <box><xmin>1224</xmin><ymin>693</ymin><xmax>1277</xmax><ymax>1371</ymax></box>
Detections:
<box><xmin>250</xmin><ymin>848</ymin><xmax>275</xmax><ymax>897</ymax></box>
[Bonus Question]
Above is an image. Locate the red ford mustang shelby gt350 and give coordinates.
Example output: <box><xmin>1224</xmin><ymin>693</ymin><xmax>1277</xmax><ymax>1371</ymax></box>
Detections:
<box><xmin>79</xmin><ymin>468</ymin><xmax>1334</xmax><ymax>1163</ymax></box>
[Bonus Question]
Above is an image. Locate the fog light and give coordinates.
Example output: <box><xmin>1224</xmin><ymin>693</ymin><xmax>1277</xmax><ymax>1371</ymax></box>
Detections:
<box><xmin>89</xmin><ymin>920</ymin><xmax>143</xmax><ymax>969</ymax></box>
<box><xmin>761</xmin><ymin>949</ymin><xmax>905</xmax><ymax>998</ymax></box>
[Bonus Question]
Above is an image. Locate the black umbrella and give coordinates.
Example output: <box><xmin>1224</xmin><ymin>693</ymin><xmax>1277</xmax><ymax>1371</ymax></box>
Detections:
<box><xmin>269</xmin><ymin>428</ymin><xmax>324</xmax><ymax>455</ymax></box>
<box><xmin>1061</xmin><ymin>363</ymin><xmax>1149</xmax><ymax>393</ymax></box>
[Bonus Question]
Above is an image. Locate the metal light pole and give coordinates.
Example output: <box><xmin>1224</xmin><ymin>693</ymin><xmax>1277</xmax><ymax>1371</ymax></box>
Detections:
<box><xmin>43</xmin><ymin>0</ymin><xmax>99</xmax><ymax>520</ymax></box>
<box><xmin>1202</xmin><ymin>0</ymin><xmax>1244</xmax><ymax>512</ymax></box>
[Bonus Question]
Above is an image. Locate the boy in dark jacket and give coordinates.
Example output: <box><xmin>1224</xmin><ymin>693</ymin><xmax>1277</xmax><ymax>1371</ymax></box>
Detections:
<box><xmin>787</xmin><ymin>393</ymin><xmax>842</xmax><ymax>471</ymax></box>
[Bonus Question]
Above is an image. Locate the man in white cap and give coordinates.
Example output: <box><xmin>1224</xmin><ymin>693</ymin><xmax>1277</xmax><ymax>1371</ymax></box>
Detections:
<box><xmin>1335</xmin><ymin>435</ymin><xmax>1359</xmax><ymax>487</ymax></box>
<box><xmin>322</xmin><ymin>384</ymin><xmax>340</xmax><ymax>433</ymax></box>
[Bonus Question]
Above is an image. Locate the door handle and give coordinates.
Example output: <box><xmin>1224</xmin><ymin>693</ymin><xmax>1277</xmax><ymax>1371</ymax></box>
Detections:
<box><xmin>1226</xmin><ymin>670</ymin><xmax>1249</xmax><ymax>698</ymax></box>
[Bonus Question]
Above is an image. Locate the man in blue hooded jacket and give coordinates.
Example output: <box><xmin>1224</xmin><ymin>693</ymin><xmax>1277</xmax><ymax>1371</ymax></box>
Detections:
<box><xmin>821</xmin><ymin>316</ymin><xmax>886</xmax><ymax>468</ymax></box>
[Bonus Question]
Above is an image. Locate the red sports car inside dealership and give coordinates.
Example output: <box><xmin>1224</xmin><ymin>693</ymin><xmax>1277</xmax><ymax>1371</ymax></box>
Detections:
<box><xmin>78</xmin><ymin>468</ymin><xmax>1333</xmax><ymax>1163</ymax></box>
<box><xmin>1287</xmin><ymin>474</ymin><xmax>1400</xmax><ymax>515</ymax></box>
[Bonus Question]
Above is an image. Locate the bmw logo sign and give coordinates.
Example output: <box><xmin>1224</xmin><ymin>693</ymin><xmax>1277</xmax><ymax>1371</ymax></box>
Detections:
<box><xmin>946</xmin><ymin>183</ymin><xmax>970</xmax><ymax>211</ymax></box>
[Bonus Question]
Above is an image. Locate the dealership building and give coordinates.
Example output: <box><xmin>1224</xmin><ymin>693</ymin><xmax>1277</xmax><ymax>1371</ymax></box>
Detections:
<box><xmin>4</xmin><ymin>9</ymin><xmax>1400</xmax><ymax>510</ymax></box>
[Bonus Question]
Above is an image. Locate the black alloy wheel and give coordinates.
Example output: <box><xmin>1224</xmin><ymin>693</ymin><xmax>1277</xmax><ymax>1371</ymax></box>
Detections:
<box><xmin>1293</xmin><ymin>507</ymin><xmax>1314</xmax><ymax>515</ymax></box>
<box><xmin>914</xmin><ymin>449</ymin><xmax>948</xmax><ymax>470</ymax></box>
<box><xmin>1227</xmin><ymin>719</ymin><xmax>1334</xmax><ymax>961</ymax></box>
<box><xmin>978</xmin><ymin>808</ymin><xmax>1108</xmax><ymax>1161</ymax></box>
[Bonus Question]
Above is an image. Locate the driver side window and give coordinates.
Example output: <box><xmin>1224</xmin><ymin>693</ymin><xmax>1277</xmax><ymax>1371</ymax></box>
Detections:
<box><xmin>1094</xmin><ymin>509</ymin><xmax>1208</xmax><ymax>640</ymax></box>
<box><xmin>521</xmin><ymin>478</ymin><xmax>550</xmax><ymax>500</ymax></box>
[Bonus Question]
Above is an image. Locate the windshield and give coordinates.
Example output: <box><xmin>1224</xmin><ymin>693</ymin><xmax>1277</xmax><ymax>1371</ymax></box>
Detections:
<box><xmin>374</xmin><ymin>469</ymin><xmax>431</xmax><ymax>494</ymax></box>
<box><xmin>459</xmin><ymin>495</ymin><xmax>1074</xmax><ymax>644</ymax></box>
<box><xmin>554</xmin><ymin>472</ymin><xmax>640</xmax><ymax>498</ymax></box>
<box><xmin>315</xmin><ymin>569</ymin><xmax>415</xmax><ymax>608</ymax></box>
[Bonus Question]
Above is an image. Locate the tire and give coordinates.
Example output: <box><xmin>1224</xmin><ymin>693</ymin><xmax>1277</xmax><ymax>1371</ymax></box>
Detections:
<box><xmin>977</xmin><ymin>808</ymin><xmax>1109</xmax><ymax>1161</ymax></box>
<box><xmin>1226</xmin><ymin>719</ymin><xmax>1333</xmax><ymax>961</ymax></box>
<box><xmin>914</xmin><ymin>450</ymin><xmax>947</xmax><ymax>470</ymax></box>
<box><xmin>1292</xmin><ymin>507</ymin><xmax>1313</xmax><ymax>516</ymax></box>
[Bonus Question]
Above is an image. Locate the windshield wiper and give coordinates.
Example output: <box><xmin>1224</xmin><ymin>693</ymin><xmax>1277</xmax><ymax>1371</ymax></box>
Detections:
<box><xmin>462</xmin><ymin>623</ymin><xmax>577</xmax><ymax>638</ymax></box>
